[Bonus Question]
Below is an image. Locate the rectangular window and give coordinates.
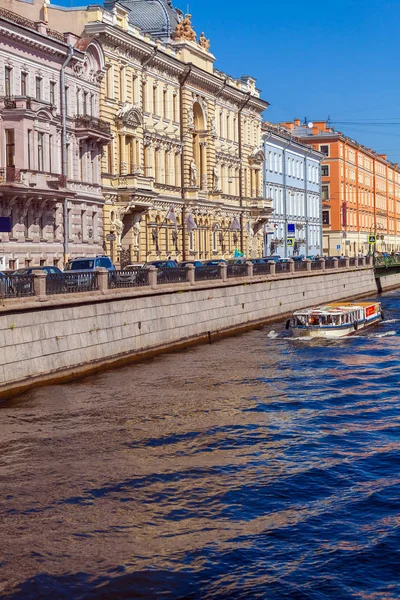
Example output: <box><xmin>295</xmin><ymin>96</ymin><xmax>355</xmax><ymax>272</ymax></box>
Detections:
<box><xmin>38</xmin><ymin>132</ymin><xmax>44</xmax><ymax>171</ymax></box>
<box><xmin>83</xmin><ymin>91</ymin><xmax>88</xmax><ymax>115</ymax></box>
<box><xmin>322</xmin><ymin>210</ymin><xmax>330</xmax><ymax>225</ymax></box>
<box><xmin>321</xmin><ymin>165</ymin><xmax>329</xmax><ymax>177</ymax></box>
<box><xmin>90</xmin><ymin>94</ymin><xmax>94</xmax><ymax>116</ymax></box>
<box><xmin>21</xmin><ymin>71</ymin><xmax>27</xmax><ymax>96</ymax></box>
<box><xmin>76</xmin><ymin>88</ymin><xmax>80</xmax><ymax>115</ymax></box>
<box><xmin>321</xmin><ymin>185</ymin><xmax>329</xmax><ymax>201</ymax></box>
<box><xmin>5</xmin><ymin>67</ymin><xmax>12</xmax><ymax>96</ymax></box>
<box><xmin>35</xmin><ymin>76</ymin><xmax>42</xmax><ymax>100</ymax></box>
<box><xmin>152</xmin><ymin>86</ymin><xmax>157</xmax><ymax>115</ymax></box>
<box><xmin>163</xmin><ymin>89</ymin><xmax>167</xmax><ymax>118</ymax></box>
<box><xmin>320</xmin><ymin>145</ymin><xmax>329</xmax><ymax>156</ymax></box>
<box><xmin>142</xmin><ymin>81</ymin><xmax>147</xmax><ymax>111</ymax></box>
<box><xmin>50</xmin><ymin>81</ymin><xmax>55</xmax><ymax>105</ymax></box>
<box><xmin>5</xmin><ymin>129</ymin><xmax>15</xmax><ymax>167</ymax></box>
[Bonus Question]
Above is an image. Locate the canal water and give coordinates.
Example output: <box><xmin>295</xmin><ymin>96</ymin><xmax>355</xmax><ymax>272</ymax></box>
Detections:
<box><xmin>1</xmin><ymin>292</ymin><xmax>400</xmax><ymax>600</ymax></box>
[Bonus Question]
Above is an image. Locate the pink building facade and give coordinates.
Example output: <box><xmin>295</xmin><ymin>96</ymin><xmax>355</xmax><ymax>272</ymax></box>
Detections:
<box><xmin>0</xmin><ymin>7</ymin><xmax>110</xmax><ymax>270</ymax></box>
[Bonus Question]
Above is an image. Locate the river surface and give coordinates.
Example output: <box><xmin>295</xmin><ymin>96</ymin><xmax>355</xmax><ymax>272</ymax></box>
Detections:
<box><xmin>1</xmin><ymin>292</ymin><xmax>400</xmax><ymax>599</ymax></box>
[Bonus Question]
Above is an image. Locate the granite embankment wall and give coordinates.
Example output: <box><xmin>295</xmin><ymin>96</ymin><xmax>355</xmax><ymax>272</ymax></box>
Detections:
<box><xmin>376</xmin><ymin>271</ymin><xmax>400</xmax><ymax>293</ymax></box>
<box><xmin>0</xmin><ymin>266</ymin><xmax>377</xmax><ymax>398</ymax></box>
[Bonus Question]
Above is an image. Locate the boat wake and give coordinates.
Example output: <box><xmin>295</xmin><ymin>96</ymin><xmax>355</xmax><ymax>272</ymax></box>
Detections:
<box><xmin>371</xmin><ymin>330</ymin><xmax>397</xmax><ymax>338</ymax></box>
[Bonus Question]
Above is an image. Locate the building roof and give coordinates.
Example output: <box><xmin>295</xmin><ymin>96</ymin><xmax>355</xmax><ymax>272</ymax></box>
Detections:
<box><xmin>115</xmin><ymin>0</ymin><xmax>182</xmax><ymax>40</ymax></box>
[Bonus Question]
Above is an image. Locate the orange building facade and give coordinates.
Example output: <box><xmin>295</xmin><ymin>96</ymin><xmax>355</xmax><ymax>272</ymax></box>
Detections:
<box><xmin>280</xmin><ymin>120</ymin><xmax>400</xmax><ymax>256</ymax></box>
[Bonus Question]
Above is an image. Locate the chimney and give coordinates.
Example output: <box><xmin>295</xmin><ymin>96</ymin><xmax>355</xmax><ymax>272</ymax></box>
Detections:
<box><xmin>294</xmin><ymin>119</ymin><xmax>300</xmax><ymax>127</ymax></box>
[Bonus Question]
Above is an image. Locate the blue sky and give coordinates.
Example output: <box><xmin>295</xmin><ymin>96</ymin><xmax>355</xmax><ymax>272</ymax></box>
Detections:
<box><xmin>56</xmin><ymin>0</ymin><xmax>400</xmax><ymax>161</ymax></box>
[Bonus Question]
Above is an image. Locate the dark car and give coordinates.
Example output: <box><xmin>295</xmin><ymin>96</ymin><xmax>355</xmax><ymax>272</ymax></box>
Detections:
<box><xmin>147</xmin><ymin>260</ymin><xmax>178</xmax><ymax>269</ymax></box>
<box><xmin>13</xmin><ymin>266</ymin><xmax>63</xmax><ymax>275</ymax></box>
<box><xmin>205</xmin><ymin>259</ymin><xmax>228</xmax><ymax>266</ymax></box>
<box><xmin>8</xmin><ymin>266</ymin><xmax>63</xmax><ymax>295</ymax></box>
<box><xmin>179</xmin><ymin>260</ymin><xmax>204</xmax><ymax>268</ymax></box>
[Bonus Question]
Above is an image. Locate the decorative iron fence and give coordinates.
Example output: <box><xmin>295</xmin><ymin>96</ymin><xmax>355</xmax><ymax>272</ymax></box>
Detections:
<box><xmin>194</xmin><ymin>266</ymin><xmax>220</xmax><ymax>281</ymax></box>
<box><xmin>324</xmin><ymin>260</ymin><xmax>336</xmax><ymax>269</ymax></box>
<box><xmin>109</xmin><ymin>268</ymin><xmax>149</xmax><ymax>288</ymax></box>
<box><xmin>349</xmin><ymin>258</ymin><xmax>357</xmax><ymax>266</ymax></box>
<box><xmin>227</xmin><ymin>264</ymin><xmax>248</xmax><ymax>278</ymax></box>
<box><xmin>311</xmin><ymin>260</ymin><xmax>322</xmax><ymax>271</ymax></box>
<box><xmin>253</xmin><ymin>262</ymin><xmax>272</xmax><ymax>275</ymax></box>
<box><xmin>0</xmin><ymin>274</ymin><xmax>34</xmax><ymax>298</ymax></box>
<box><xmin>157</xmin><ymin>267</ymin><xmax>187</xmax><ymax>285</ymax></box>
<box><xmin>46</xmin><ymin>272</ymin><xmax>99</xmax><ymax>294</ymax></box>
<box><xmin>275</xmin><ymin>261</ymin><xmax>291</xmax><ymax>273</ymax></box>
<box><xmin>338</xmin><ymin>259</ymin><xmax>347</xmax><ymax>268</ymax></box>
<box><xmin>294</xmin><ymin>261</ymin><xmax>308</xmax><ymax>271</ymax></box>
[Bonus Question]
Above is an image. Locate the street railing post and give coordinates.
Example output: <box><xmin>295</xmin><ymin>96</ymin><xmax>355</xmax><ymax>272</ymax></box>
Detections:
<box><xmin>319</xmin><ymin>257</ymin><xmax>325</xmax><ymax>271</ymax></box>
<box><xmin>32</xmin><ymin>270</ymin><xmax>47</xmax><ymax>298</ymax></box>
<box><xmin>96</xmin><ymin>267</ymin><xmax>109</xmax><ymax>292</ymax></box>
<box><xmin>147</xmin><ymin>265</ymin><xmax>158</xmax><ymax>288</ymax></box>
<box><xmin>333</xmin><ymin>258</ymin><xmax>339</xmax><ymax>269</ymax></box>
<box><xmin>288</xmin><ymin>258</ymin><xmax>294</xmax><ymax>274</ymax></box>
<box><xmin>186</xmin><ymin>264</ymin><xmax>195</xmax><ymax>285</ymax></box>
<box><xmin>345</xmin><ymin>257</ymin><xmax>350</xmax><ymax>268</ymax></box>
<box><xmin>368</xmin><ymin>255</ymin><xmax>374</xmax><ymax>267</ymax></box>
<box><xmin>246</xmin><ymin>261</ymin><xmax>253</xmax><ymax>278</ymax></box>
<box><xmin>219</xmin><ymin>262</ymin><xmax>227</xmax><ymax>282</ymax></box>
<box><xmin>305</xmin><ymin>258</ymin><xmax>311</xmax><ymax>272</ymax></box>
<box><xmin>268</xmin><ymin>261</ymin><xmax>276</xmax><ymax>276</ymax></box>
<box><xmin>361</xmin><ymin>257</ymin><xmax>366</xmax><ymax>267</ymax></box>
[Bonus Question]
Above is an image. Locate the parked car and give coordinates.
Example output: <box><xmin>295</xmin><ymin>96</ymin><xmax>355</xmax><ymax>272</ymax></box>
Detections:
<box><xmin>147</xmin><ymin>260</ymin><xmax>178</xmax><ymax>269</ymax></box>
<box><xmin>13</xmin><ymin>266</ymin><xmax>63</xmax><ymax>275</ymax></box>
<box><xmin>114</xmin><ymin>263</ymin><xmax>147</xmax><ymax>286</ymax></box>
<box><xmin>7</xmin><ymin>266</ymin><xmax>63</xmax><ymax>295</ymax></box>
<box><xmin>205</xmin><ymin>259</ymin><xmax>228</xmax><ymax>266</ymax></box>
<box><xmin>261</xmin><ymin>256</ymin><xmax>280</xmax><ymax>263</ymax></box>
<box><xmin>179</xmin><ymin>260</ymin><xmax>204</xmax><ymax>268</ymax></box>
<box><xmin>64</xmin><ymin>255</ymin><xmax>115</xmax><ymax>289</ymax></box>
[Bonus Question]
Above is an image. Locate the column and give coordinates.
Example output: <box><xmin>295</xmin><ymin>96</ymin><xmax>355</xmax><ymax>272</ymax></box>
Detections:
<box><xmin>119</xmin><ymin>134</ymin><xmax>127</xmax><ymax>175</ymax></box>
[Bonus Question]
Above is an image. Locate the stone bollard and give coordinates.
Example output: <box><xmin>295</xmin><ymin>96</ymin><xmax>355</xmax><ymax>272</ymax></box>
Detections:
<box><xmin>185</xmin><ymin>263</ymin><xmax>195</xmax><ymax>285</ymax></box>
<box><xmin>219</xmin><ymin>262</ymin><xmax>227</xmax><ymax>282</ymax></box>
<box><xmin>368</xmin><ymin>255</ymin><xmax>374</xmax><ymax>266</ymax></box>
<box><xmin>319</xmin><ymin>258</ymin><xmax>326</xmax><ymax>271</ymax></box>
<box><xmin>146</xmin><ymin>265</ymin><xmax>158</xmax><ymax>288</ymax></box>
<box><xmin>32</xmin><ymin>270</ymin><xmax>47</xmax><ymax>298</ymax></box>
<box><xmin>268</xmin><ymin>261</ymin><xmax>276</xmax><ymax>276</ymax></box>
<box><xmin>305</xmin><ymin>258</ymin><xmax>312</xmax><ymax>272</ymax></box>
<box><xmin>345</xmin><ymin>257</ymin><xmax>350</xmax><ymax>268</ymax></box>
<box><xmin>333</xmin><ymin>258</ymin><xmax>339</xmax><ymax>269</ymax></box>
<box><xmin>361</xmin><ymin>257</ymin><xmax>366</xmax><ymax>267</ymax></box>
<box><xmin>246</xmin><ymin>261</ymin><xmax>253</xmax><ymax>278</ymax></box>
<box><xmin>96</xmin><ymin>267</ymin><xmax>109</xmax><ymax>292</ymax></box>
<box><xmin>288</xmin><ymin>258</ymin><xmax>295</xmax><ymax>274</ymax></box>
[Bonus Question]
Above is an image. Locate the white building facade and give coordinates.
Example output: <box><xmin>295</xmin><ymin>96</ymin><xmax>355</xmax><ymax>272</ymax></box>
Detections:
<box><xmin>263</xmin><ymin>123</ymin><xmax>323</xmax><ymax>258</ymax></box>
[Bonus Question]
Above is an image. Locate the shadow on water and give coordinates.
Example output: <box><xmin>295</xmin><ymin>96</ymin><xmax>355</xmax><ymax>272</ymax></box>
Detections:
<box><xmin>1</xmin><ymin>292</ymin><xmax>400</xmax><ymax>599</ymax></box>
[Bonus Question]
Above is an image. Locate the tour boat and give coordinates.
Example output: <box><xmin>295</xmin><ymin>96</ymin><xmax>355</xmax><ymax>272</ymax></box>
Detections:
<box><xmin>287</xmin><ymin>301</ymin><xmax>383</xmax><ymax>338</ymax></box>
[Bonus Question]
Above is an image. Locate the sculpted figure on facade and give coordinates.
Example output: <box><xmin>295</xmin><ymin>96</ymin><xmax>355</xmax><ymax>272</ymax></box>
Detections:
<box><xmin>172</xmin><ymin>14</ymin><xmax>196</xmax><ymax>42</ymax></box>
<box><xmin>132</xmin><ymin>215</ymin><xmax>142</xmax><ymax>250</ymax></box>
<box><xmin>190</xmin><ymin>159</ymin><xmax>198</xmax><ymax>186</ymax></box>
<box><xmin>187</xmin><ymin>108</ymin><xmax>195</xmax><ymax>131</ymax></box>
<box><xmin>115</xmin><ymin>208</ymin><xmax>125</xmax><ymax>247</ymax></box>
<box><xmin>198</xmin><ymin>32</ymin><xmax>210</xmax><ymax>51</ymax></box>
<box><xmin>213</xmin><ymin>165</ymin><xmax>220</xmax><ymax>190</ymax></box>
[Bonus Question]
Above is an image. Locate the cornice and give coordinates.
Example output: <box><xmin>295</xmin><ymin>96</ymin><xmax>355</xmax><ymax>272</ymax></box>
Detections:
<box><xmin>0</xmin><ymin>24</ymin><xmax>71</xmax><ymax>58</ymax></box>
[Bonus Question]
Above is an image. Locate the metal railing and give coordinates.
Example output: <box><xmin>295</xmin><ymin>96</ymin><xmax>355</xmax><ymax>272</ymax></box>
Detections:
<box><xmin>194</xmin><ymin>266</ymin><xmax>220</xmax><ymax>281</ymax></box>
<box><xmin>0</xmin><ymin>274</ymin><xmax>34</xmax><ymax>298</ymax></box>
<box><xmin>294</xmin><ymin>261</ymin><xmax>308</xmax><ymax>271</ymax></box>
<box><xmin>109</xmin><ymin>268</ymin><xmax>149</xmax><ymax>288</ymax></box>
<box><xmin>349</xmin><ymin>258</ymin><xmax>357</xmax><ymax>266</ymax></box>
<box><xmin>275</xmin><ymin>262</ymin><xmax>291</xmax><ymax>273</ymax></box>
<box><xmin>338</xmin><ymin>259</ymin><xmax>347</xmax><ymax>268</ymax></box>
<box><xmin>74</xmin><ymin>115</ymin><xmax>111</xmax><ymax>135</ymax></box>
<box><xmin>311</xmin><ymin>261</ymin><xmax>322</xmax><ymax>270</ymax></box>
<box><xmin>253</xmin><ymin>262</ymin><xmax>272</xmax><ymax>275</ymax></box>
<box><xmin>46</xmin><ymin>272</ymin><xmax>99</xmax><ymax>294</ymax></box>
<box><xmin>227</xmin><ymin>264</ymin><xmax>248</xmax><ymax>278</ymax></box>
<box><xmin>324</xmin><ymin>260</ymin><xmax>336</xmax><ymax>269</ymax></box>
<box><xmin>157</xmin><ymin>267</ymin><xmax>187</xmax><ymax>285</ymax></box>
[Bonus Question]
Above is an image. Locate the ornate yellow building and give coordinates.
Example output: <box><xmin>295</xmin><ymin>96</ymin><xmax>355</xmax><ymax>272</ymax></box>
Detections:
<box><xmin>21</xmin><ymin>0</ymin><xmax>272</xmax><ymax>264</ymax></box>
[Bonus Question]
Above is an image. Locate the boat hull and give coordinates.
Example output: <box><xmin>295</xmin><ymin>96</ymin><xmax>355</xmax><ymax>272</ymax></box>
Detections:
<box><xmin>293</xmin><ymin>314</ymin><xmax>382</xmax><ymax>338</ymax></box>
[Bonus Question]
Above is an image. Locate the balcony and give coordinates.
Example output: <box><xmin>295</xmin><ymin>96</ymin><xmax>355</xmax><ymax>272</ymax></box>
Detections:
<box><xmin>0</xmin><ymin>167</ymin><xmax>21</xmax><ymax>183</ymax></box>
<box><xmin>74</xmin><ymin>115</ymin><xmax>112</xmax><ymax>143</ymax></box>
